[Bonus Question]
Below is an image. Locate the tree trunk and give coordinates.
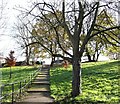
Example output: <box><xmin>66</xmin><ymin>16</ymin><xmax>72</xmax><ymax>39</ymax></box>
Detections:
<box><xmin>86</xmin><ymin>47</ymin><xmax>92</xmax><ymax>62</ymax></box>
<box><xmin>72</xmin><ymin>58</ymin><xmax>81</xmax><ymax>97</ymax></box>
<box><xmin>92</xmin><ymin>54</ymin><xmax>96</xmax><ymax>61</ymax></box>
<box><xmin>92</xmin><ymin>51</ymin><xmax>100</xmax><ymax>62</ymax></box>
<box><xmin>72</xmin><ymin>36</ymin><xmax>81</xmax><ymax>97</ymax></box>
<box><xmin>50</xmin><ymin>56</ymin><xmax>55</xmax><ymax>67</ymax></box>
<box><xmin>9</xmin><ymin>67</ymin><xmax>12</xmax><ymax>79</ymax></box>
<box><xmin>26</xmin><ymin>47</ymin><xmax>30</xmax><ymax>65</ymax></box>
<box><xmin>87</xmin><ymin>54</ymin><xmax>92</xmax><ymax>62</ymax></box>
<box><xmin>26</xmin><ymin>56</ymin><xmax>30</xmax><ymax>65</ymax></box>
<box><xmin>96</xmin><ymin>51</ymin><xmax>100</xmax><ymax>61</ymax></box>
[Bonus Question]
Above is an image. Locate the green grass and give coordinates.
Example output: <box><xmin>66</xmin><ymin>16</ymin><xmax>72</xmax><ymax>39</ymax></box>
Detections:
<box><xmin>0</xmin><ymin>66</ymin><xmax>38</xmax><ymax>85</ymax></box>
<box><xmin>50</xmin><ymin>60</ymin><xmax>120</xmax><ymax>103</ymax></box>
<box><xmin>0</xmin><ymin>65</ymin><xmax>38</xmax><ymax>102</ymax></box>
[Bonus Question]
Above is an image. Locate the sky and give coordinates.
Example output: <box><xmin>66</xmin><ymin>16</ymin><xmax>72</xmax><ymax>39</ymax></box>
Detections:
<box><xmin>0</xmin><ymin>0</ymin><xmax>56</xmax><ymax>61</ymax></box>
<box><xmin>0</xmin><ymin>0</ymin><xmax>83</xmax><ymax>62</ymax></box>
<box><xmin>0</xmin><ymin>0</ymin><xmax>32</xmax><ymax>61</ymax></box>
<box><xmin>0</xmin><ymin>0</ymin><xmax>52</xmax><ymax>61</ymax></box>
<box><xmin>0</xmin><ymin>0</ymin><xmax>117</xmax><ymax>61</ymax></box>
<box><xmin>0</xmin><ymin>0</ymin><xmax>98</xmax><ymax>57</ymax></box>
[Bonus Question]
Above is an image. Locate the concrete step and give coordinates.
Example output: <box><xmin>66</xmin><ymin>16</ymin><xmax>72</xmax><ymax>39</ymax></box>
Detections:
<box><xmin>27</xmin><ymin>85</ymin><xmax>50</xmax><ymax>93</ymax></box>
<box><xmin>40</xmin><ymin>71</ymin><xmax>49</xmax><ymax>74</ymax></box>
<box><xmin>0</xmin><ymin>102</ymin><xmax>53</xmax><ymax>104</ymax></box>
<box><xmin>37</xmin><ymin>73</ymin><xmax>49</xmax><ymax>76</ymax></box>
<box><xmin>18</xmin><ymin>93</ymin><xmax>54</xmax><ymax>103</ymax></box>
<box><xmin>34</xmin><ymin>78</ymin><xmax>49</xmax><ymax>82</ymax></box>
<box><xmin>35</xmin><ymin>76</ymin><xmax>49</xmax><ymax>80</ymax></box>
<box><xmin>32</xmin><ymin>81</ymin><xmax>50</xmax><ymax>85</ymax></box>
<box><xmin>17</xmin><ymin>65</ymin><xmax>54</xmax><ymax>104</ymax></box>
<box><xmin>41</xmin><ymin>68</ymin><xmax>49</xmax><ymax>70</ymax></box>
<box><xmin>37</xmin><ymin>74</ymin><xmax>49</xmax><ymax>77</ymax></box>
<box><xmin>15</xmin><ymin>102</ymin><xmax>53</xmax><ymax>104</ymax></box>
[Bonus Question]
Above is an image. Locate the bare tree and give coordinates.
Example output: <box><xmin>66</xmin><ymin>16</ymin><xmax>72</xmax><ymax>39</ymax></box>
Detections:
<box><xmin>13</xmin><ymin>18</ymin><xmax>33</xmax><ymax>65</ymax></box>
<box><xmin>18</xmin><ymin>0</ymin><xmax>120</xmax><ymax>97</ymax></box>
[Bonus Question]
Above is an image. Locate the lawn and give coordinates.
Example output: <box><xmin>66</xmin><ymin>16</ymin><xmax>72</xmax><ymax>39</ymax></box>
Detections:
<box><xmin>0</xmin><ymin>66</ymin><xmax>38</xmax><ymax>85</ymax></box>
<box><xmin>50</xmin><ymin>60</ymin><xmax>120</xmax><ymax>103</ymax></box>
<box><xmin>0</xmin><ymin>65</ymin><xmax>39</xmax><ymax>102</ymax></box>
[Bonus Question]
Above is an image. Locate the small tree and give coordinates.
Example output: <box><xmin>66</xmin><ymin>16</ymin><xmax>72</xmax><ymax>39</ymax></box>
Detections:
<box><xmin>5</xmin><ymin>50</ymin><xmax>16</xmax><ymax>79</ymax></box>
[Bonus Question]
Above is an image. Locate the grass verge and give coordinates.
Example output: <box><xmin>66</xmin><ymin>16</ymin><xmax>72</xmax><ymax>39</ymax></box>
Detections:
<box><xmin>0</xmin><ymin>66</ymin><xmax>38</xmax><ymax>102</ymax></box>
<box><xmin>0</xmin><ymin>66</ymin><xmax>38</xmax><ymax>85</ymax></box>
<box><xmin>50</xmin><ymin>60</ymin><xmax>120</xmax><ymax>103</ymax></box>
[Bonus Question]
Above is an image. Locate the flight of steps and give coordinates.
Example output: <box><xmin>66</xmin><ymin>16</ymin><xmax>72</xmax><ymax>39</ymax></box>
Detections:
<box><xmin>17</xmin><ymin>66</ymin><xmax>54</xmax><ymax>104</ymax></box>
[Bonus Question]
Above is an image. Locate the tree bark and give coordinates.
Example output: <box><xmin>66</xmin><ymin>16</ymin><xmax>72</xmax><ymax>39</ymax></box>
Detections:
<box><xmin>96</xmin><ymin>50</ymin><xmax>100</xmax><ymax>61</ymax></box>
<box><xmin>26</xmin><ymin>47</ymin><xmax>30</xmax><ymax>65</ymax></box>
<box><xmin>72</xmin><ymin>57</ymin><xmax>81</xmax><ymax>97</ymax></box>
<box><xmin>50</xmin><ymin>56</ymin><xmax>55</xmax><ymax>67</ymax></box>
<box><xmin>92</xmin><ymin>54</ymin><xmax>96</xmax><ymax>61</ymax></box>
<box><xmin>9</xmin><ymin>67</ymin><xmax>12</xmax><ymax>79</ymax></box>
<box><xmin>86</xmin><ymin>47</ymin><xmax>92</xmax><ymax>62</ymax></box>
<box><xmin>72</xmin><ymin>35</ymin><xmax>81</xmax><ymax>97</ymax></box>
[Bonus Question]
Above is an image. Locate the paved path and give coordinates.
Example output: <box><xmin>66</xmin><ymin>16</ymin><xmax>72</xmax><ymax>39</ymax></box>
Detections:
<box><xmin>18</xmin><ymin>65</ymin><xmax>54</xmax><ymax>104</ymax></box>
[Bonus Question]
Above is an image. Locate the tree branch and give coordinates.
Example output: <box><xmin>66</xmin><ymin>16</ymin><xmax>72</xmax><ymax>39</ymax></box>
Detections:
<box><xmin>52</xmin><ymin>53</ymin><xmax>72</xmax><ymax>63</ymax></box>
<box><xmin>90</xmin><ymin>26</ymin><xmax>120</xmax><ymax>39</ymax></box>
<box><xmin>53</xmin><ymin>27</ymin><xmax>73</xmax><ymax>57</ymax></box>
<box><xmin>79</xmin><ymin>2</ymin><xmax>99</xmax><ymax>58</ymax></box>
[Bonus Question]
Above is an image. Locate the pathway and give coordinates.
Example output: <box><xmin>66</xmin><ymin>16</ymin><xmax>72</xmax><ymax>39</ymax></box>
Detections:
<box><xmin>17</xmin><ymin>65</ymin><xmax>54</xmax><ymax>104</ymax></box>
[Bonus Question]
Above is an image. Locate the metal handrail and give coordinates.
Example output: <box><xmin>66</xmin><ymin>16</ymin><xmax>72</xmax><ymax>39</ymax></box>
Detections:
<box><xmin>0</xmin><ymin>66</ymin><xmax>41</xmax><ymax>103</ymax></box>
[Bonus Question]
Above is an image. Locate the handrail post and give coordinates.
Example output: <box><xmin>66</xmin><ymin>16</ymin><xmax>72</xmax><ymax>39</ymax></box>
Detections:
<box><xmin>0</xmin><ymin>86</ymin><xmax>2</xmax><ymax>103</ymax></box>
<box><xmin>19</xmin><ymin>82</ymin><xmax>22</xmax><ymax>98</ymax></box>
<box><xmin>30</xmin><ymin>74</ymin><xmax>31</xmax><ymax>85</ymax></box>
<box><xmin>30</xmin><ymin>73</ymin><xmax>32</xmax><ymax>85</ymax></box>
<box><xmin>12</xmin><ymin>84</ymin><xmax>14</xmax><ymax>104</ymax></box>
<box><xmin>24</xmin><ymin>80</ymin><xmax>27</xmax><ymax>90</ymax></box>
<box><xmin>24</xmin><ymin>80</ymin><xmax>26</xmax><ymax>86</ymax></box>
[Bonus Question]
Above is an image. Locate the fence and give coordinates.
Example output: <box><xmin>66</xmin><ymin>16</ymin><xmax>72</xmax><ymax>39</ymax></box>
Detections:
<box><xmin>0</xmin><ymin>66</ymin><xmax>41</xmax><ymax>104</ymax></box>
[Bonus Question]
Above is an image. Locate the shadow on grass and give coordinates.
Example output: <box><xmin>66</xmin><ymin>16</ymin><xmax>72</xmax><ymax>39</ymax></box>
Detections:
<box><xmin>50</xmin><ymin>61</ymin><xmax>120</xmax><ymax>103</ymax></box>
<box><xmin>50</xmin><ymin>66</ymin><xmax>72</xmax><ymax>102</ymax></box>
<box><xmin>82</xmin><ymin>61</ymin><xmax>119</xmax><ymax>82</ymax></box>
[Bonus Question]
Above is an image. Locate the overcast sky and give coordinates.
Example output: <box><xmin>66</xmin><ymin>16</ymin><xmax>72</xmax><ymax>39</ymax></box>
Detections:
<box><xmin>0</xmin><ymin>0</ymin><xmax>31</xmax><ymax>60</ymax></box>
<box><xmin>0</xmin><ymin>0</ymin><xmax>56</xmax><ymax>60</ymax></box>
<box><xmin>0</xmin><ymin>0</ymin><xmax>118</xmax><ymax>61</ymax></box>
<box><xmin>0</xmin><ymin>0</ymin><xmax>52</xmax><ymax>59</ymax></box>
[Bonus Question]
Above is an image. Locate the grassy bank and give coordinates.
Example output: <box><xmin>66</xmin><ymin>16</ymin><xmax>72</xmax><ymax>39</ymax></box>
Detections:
<box><xmin>0</xmin><ymin>66</ymin><xmax>38</xmax><ymax>85</ymax></box>
<box><xmin>0</xmin><ymin>66</ymin><xmax>38</xmax><ymax>102</ymax></box>
<box><xmin>50</xmin><ymin>60</ymin><xmax>119</xmax><ymax>103</ymax></box>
